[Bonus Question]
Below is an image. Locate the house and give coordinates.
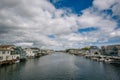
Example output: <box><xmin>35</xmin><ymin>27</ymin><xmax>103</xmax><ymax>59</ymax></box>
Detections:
<box><xmin>89</xmin><ymin>46</ymin><xmax>101</xmax><ymax>55</ymax></box>
<box><xmin>0</xmin><ymin>45</ymin><xmax>20</xmax><ymax>65</ymax></box>
<box><xmin>42</xmin><ymin>49</ymin><xmax>54</xmax><ymax>54</ymax></box>
<box><xmin>14</xmin><ymin>47</ymin><xmax>26</xmax><ymax>61</ymax></box>
<box><xmin>66</xmin><ymin>49</ymin><xmax>79</xmax><ymax>54</ymax></box>
<box><xmin>101</xmin><ymin>45</ymin><xmax>120</xmax><ymax>56</ymax></box>
<box><xmin>24</xmin><ymin>48</ymin><xmax>40</xmax><ymax>58</ymax></box>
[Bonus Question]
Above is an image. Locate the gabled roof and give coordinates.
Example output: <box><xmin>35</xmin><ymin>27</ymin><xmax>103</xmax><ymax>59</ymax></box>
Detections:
<box><xmin>0</xmin><ymin>45</ymin><xmax>15</xmax><ymax>51</ymax></box>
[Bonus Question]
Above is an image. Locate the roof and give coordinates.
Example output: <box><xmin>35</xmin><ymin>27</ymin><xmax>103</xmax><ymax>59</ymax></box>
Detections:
<box><xmin>30</xmin><ymin>48</ymin><xmax>40</xmax><ymax>50</ymax></box>
<box><xmin>0</xmin><ymin>45</ymin><xmax>15</xmax><ymax>51</ymax></box>
<box><xmin>24</xmin><ymin>48</ymin><xmax>40</xmax><ymax>51</ymax></box>
<box><xmin>102</xmin><ymin>45</ymin><xmax>120</xmax><ymax>50</ymax></box>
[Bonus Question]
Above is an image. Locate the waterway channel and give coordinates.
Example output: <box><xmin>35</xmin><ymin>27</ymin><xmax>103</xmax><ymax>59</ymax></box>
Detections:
<box><xmin>0</xmin><ymin>52</ymin><xmax>120</xmax><ymax>80</ymax></box>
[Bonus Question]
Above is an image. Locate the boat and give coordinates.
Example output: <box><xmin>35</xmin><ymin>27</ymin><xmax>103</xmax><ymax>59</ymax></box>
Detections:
<box><xmin>105</xmin><ymin>59</ymin><xmax>112</xmax><ymax>62</ymax></box>
<box><xmin>15</xmin><ymin>60</ymin><xmax>20</xmax><ymax>63</ymax></box>
<box><xmin>99</xmin><ymin>58</ymin><xmax>105</xmax><ymax>62</ymax></box>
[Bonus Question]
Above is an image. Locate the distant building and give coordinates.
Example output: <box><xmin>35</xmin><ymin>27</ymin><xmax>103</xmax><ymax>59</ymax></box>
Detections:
<box><xmin>41</xmin><ymin>49</ymin><xmax>54</xmax><ymax>54</ymax></box>
<box><xmin>89</xmin><ymin>46</ymin><xmax>101</xmax><ymax>55</ymax></box>
<box><xmin>66</xmin><ymin>49</ymin><xmax>79</xmax><ymax>54</ymax></box>
<box><xmin>101</xmin><ymin>45</ymin><xmax>120</xmax><ymax>56</ymax></box>
<box><xmin>24</xmin><ymin>48</ymin><xmax>40</xmax><ymax>58</ymax></box>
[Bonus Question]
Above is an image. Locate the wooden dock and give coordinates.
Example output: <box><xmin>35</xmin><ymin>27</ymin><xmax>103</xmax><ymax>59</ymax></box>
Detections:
<box><xmin>85</xmin><ymin>55</ymin><xmax>120</xmax><ymax>64</ymax></box>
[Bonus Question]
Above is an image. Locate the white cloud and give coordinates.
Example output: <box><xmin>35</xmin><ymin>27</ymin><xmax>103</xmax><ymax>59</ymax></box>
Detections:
<box><xmin>93</xmin><ymin>0</ymin><xmax>116</xmax><ymax>10</ymax></box>
<box><xmin>93</xmin><ymin>0</ymin><xmax>120</xmax><ymax>18</ymax></box>
<box><xmin>15</xmin><ymin>42</ymin><xmax>34</xmax><ymax>47</ymax></box>
<box><xmin>112</xmin><ymin>0</ymin><xmax>120</xmax><ymax>18</ymax></box>
<box><xmin>78</xmin><ymin>8</ymin><xmax>117</xmax><ymax>31</ymax></box>
<box><xmin>110</xmin><ymin>29</ymin><xmax>120</xmax><ymax>37</ymax></box>
<box><xmin>0</xmin><ymin>0</ymin><xmax>120</xmax><ymax>50</ymax></box>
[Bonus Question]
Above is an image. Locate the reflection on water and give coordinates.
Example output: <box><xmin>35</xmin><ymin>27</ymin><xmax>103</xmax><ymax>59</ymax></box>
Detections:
<box><xmin>0</xmin><ymin>53</ymin><xmax>120</xmax><ymax>80</ymax></box>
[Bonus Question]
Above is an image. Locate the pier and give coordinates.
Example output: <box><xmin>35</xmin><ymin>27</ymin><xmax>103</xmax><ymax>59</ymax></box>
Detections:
<box><xmin>85</xmin><ymin>55</ymin><xmax>120</xmax><ymax>64</ymax></box>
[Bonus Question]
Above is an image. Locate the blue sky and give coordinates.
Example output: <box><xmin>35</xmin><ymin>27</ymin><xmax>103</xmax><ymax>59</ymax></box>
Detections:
<box><xmin>49</xmin><ymin>0</ymin><xmax>120</xmax><ymax>48</ymax></box>
<box><xmin>50</xmin><ymin>0</ymin><xmax>93</xmax><ymax>14</ymax></box>
<box><xmin>0</xmin><ymin>0</ymin><xmax>120</xmax><ymax>50</ymax></box>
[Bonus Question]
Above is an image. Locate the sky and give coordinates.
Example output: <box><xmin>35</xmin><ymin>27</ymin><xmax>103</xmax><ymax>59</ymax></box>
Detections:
<box><xmin>0</xmin><ymin>0</ymin><xmax>120</xmax><ymax>50</ymax></box>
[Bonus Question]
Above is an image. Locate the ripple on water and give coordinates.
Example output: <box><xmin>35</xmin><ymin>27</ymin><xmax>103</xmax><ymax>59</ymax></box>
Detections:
<box><xmin>0</xmin><ymin>53</ymin><xmax>120</xmax><ymax>80</ymax></box>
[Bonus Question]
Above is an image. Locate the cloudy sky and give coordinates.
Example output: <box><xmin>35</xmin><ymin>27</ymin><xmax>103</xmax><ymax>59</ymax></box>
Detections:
<box><xmin>0</xmin><ymin>0</ymin><xmax>120</xmax><ymax>50</ymax></box>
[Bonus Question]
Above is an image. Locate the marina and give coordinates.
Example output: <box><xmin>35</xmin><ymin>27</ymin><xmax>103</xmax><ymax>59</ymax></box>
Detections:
<box><xmin>0</xmin><ymin>53</ymin><xmax>120</xmax><ymax>80</ymax></box>
<box><xmin>85</xmin><ymin>55</ymin><xmax>120</xmax><ymax>64</ymax></box>
<box><xmin>0</xmin><ymin>0</ymin><xmax>120</xmax><ymax>80</ymax></box>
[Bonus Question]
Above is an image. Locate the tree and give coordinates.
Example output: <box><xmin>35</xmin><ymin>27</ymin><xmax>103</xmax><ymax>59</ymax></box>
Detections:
<box><xmin>81</xmin><ymin>47</ymin><xmax>89</xmax><ymax>50</ymax></box>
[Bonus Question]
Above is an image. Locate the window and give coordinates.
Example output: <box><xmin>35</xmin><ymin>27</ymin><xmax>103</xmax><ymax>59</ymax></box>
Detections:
<box><xmin>2</xmin><ymin>51</ymin><xmax>5</xmax><ymax>54</ymax></box>
<box><xmin>0</xmin><ymin>56</ymin><xmax>3</xmax><ymax>60</ymax></box>
<box><xmin>7</xmin><ymin>51</ymin><xmax>10</xmax><ymax>54</ymax></box>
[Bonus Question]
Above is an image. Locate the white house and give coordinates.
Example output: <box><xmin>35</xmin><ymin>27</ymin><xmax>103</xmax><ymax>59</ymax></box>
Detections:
<box><xmin>0</xmin><ymin>45</ymin><xmax>20</xmax><ymax>64</ymax></box>
<box><xmin>24</xmin><ymin>48</ymin><xmax>40</xmax><ymax>58</ymax></box>
<box><xmin>89</xmin><ymin>46</ymin><xmax>101</xmax><ymax>55</ymax></box>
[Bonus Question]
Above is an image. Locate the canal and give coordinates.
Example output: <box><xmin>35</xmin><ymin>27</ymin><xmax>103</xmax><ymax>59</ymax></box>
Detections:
<box><xmin>0</xmin><ymin>53</ymin><xmax>120</xmax><ymax>80</ymax></box>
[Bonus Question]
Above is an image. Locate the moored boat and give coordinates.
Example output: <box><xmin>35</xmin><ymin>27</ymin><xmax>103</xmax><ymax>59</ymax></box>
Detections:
<box><xmin>15</xmin><ymin>60</ymin><xmax>20</xmax><ymax>63</ymax></box>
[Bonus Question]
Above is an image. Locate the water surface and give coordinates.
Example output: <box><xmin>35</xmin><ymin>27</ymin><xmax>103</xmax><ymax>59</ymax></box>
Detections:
<box><xmin>0</xmin><ymin>53</ymin><xmax>120</xmax><ymax>80</ymax></box>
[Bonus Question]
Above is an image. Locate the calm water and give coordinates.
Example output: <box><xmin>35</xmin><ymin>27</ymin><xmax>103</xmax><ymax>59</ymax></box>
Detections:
<box><xmin>0</xmin><ymin>53</ymin><xmax>120</xmax><ymax>80</ymax></box>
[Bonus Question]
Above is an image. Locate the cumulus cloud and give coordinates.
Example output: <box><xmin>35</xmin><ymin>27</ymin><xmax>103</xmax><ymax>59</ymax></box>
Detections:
<box><xmin>112</xmin><ymin>0</ymin><xmax>120</xmax><ymax>18</ymax></box>
<box><xmin>0</xmin><ymin>0</ymin><xmax>120</xmax><ymax>50</ymax></box>
<box><xmin>93</xmin><ymin>0</ymin><xmax>116</xmax><ymax>10</ymax></box>
<box><xmin>78</xmin><ymin>8</ymin><xmax>117</xmax><ymax>30</ymax></box>
<box><xmin>93</xmin><ymin>0</ymin><xmax>120</xmax><ymax>19</ymax></box>
<box><xmin>15</xmin><ymin>42</ymin><xmax>34</xmax><ymax>47</ymax></box>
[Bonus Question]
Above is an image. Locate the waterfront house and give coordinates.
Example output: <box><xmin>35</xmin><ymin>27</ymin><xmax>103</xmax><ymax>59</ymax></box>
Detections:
<box><xmin>37</xmin><ymin>49</ymin><xmax>54</xmax><ymax>56</ymax></box>
<box><xmin>66</xmin><ymin>49</ymin><xmax>79</xmax><ymax>54</ymax></box>
<box><xmin>89</xmin><ymin>46</ymin><xmax>101</xmax><ymax>55</ymax></box>
<box><xmin>44</xmin><ymin>49</ymin><xmax>54</xmax><ymax>54</ymax></box>
<box><xmin>0</xmin><ymin>45</ymin><xmax>20</xmax><ymax>65</ymax></box>
<box><xmin>65</xmin><ymin>49</ymin><xmax>87</xmax><ymax>56</ymax></box>
<box><xmin>101</xmin><ymin>45</ymin><xmax>120</xmax><ymax>56</ymax></box>
<box><xmin>24</xmin><ymin>48</ymin><xmax>40</xmax><ymax>58</ymax></box>
<box><xmin>14</xmin><ymin>47</ymin><xmax>26</xmax><ymax>61</ymax></box>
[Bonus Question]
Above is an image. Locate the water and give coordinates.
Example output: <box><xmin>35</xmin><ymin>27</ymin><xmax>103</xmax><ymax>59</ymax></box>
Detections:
<box><xmin>0</xmin><ymin>53</ymin><xmax>120</xmax><ymax>80</ymax></box>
